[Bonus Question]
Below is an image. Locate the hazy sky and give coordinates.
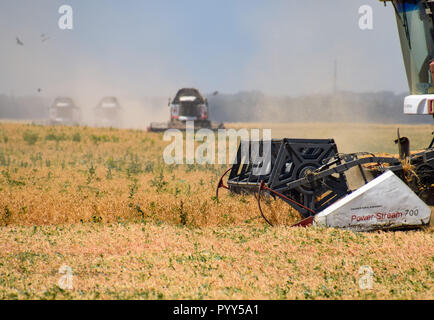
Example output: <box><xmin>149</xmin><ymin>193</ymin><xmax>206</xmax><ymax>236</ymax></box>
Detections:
<box><xmin>0</xmin><ymin>0</ymin><xmax>408</xmax><ymax>97</ymax></box>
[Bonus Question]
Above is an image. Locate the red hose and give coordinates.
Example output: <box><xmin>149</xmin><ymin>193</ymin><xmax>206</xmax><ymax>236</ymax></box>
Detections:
<box><xmin>259</xmin><ymin>181</ymin><xmax>316</xmax><ymax>215</ymax></box>
<box><xmin>215</xmin><ymin>167</ymin><xmax>232</xmax><ymax>199</ymax></box>
<box><xmin>257</xmin><ymin>181</ymin><xmax>316</xmax><ymax>227</ymax></box>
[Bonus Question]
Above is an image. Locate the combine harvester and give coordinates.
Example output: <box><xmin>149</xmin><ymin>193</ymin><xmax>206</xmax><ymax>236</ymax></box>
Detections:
<box><xmin>48</xmin><ymin>97</ymin><xmax>81</xmax><ymax>126</ymax></box>
<box><xmin>216</xmin><ymin>0</ymin><xmax>433</xmax><ymax>232</ymax></box>
<box><xmin>94</xmin><ymin>96</ymin><xmax>123</xmax><ymax>128</ymax></box>
<box><xmin>148</xmin><ymin>88</ymin><xmax>224</xmax><ymax>132</ymax></box>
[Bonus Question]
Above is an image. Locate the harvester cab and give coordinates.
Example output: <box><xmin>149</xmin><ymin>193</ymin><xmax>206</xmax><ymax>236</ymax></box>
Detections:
<box><xmin>94</xmin><ymin>96</ymin><xmax>123</xmax><ymax>128</ymax></box>
<box><xmin>216</xmin><ymin>0</ymin><xmax>434</xmax><ymax>231</ymax></box>
<box><xmin>383</xmin><ymin>0</ymin><xmax>434</xmax><ymax>120</ymax></box>
<box><xmin>48</xmin><ymin>97</ymin><xmax>81</xmax><ymax>126</ymax></box>
<box><xmin>169</xmin><ymin>88</ymin><xmax>209</xmax><ymax>126</ymax></box>
<box><xmin>148</xmin><ymin>88</ymin><xmax>224</xmax><ymax>132</ymax></box>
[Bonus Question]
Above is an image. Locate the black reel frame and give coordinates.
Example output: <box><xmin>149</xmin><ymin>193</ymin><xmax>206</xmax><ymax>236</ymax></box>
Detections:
<box><xmin>216</xmin><ymin>138</ymin><xmax>434</xmax><ymax>227</ymax></box>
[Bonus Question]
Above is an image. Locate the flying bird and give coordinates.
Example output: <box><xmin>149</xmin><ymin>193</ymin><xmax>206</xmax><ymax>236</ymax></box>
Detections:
<box><xmin>16</xmin><ymin>37</ymin><xmax>24</xmax><ymax>46</ymax></box>
<box><xmin>40</xmin><ymin>33</ymin><xmax>50</xmax><ymax>42</ymax></box>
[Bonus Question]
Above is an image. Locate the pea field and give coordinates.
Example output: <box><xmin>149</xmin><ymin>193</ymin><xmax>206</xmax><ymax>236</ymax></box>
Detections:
<box><xmin>0</xmin><ymin>122</ymin><xmax>432</xmax><ymax>300</ymax></box>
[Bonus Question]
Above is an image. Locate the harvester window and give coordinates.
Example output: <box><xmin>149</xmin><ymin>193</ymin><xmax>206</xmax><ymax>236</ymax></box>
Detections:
<box><xmin>392</xmin><ymin>0</ymin><xmax>434</xmax><ymax>94</ymax></box>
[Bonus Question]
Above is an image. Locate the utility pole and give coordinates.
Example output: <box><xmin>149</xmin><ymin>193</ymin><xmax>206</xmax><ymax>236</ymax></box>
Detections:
<box><xmin>333</xmin><ymin>59</ymin><xmax>338</xmax><ymax>95</ymax></box>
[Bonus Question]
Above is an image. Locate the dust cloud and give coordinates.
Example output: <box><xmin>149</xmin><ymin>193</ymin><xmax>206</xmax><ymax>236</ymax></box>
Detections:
<box><xmin>0</xmin><ymin>0</ymin><xmax>430</xmax><ymax>130</ymax></box>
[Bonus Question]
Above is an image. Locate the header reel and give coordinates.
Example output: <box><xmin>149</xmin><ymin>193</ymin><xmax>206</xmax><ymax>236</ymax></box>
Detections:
<box><xmin>216</xmin><ymin>137</ymin><xmax>433</xmax><ymax>228</ymax></box>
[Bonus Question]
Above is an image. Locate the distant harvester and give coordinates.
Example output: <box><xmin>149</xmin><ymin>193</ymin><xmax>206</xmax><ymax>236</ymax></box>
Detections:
<box><xmin>48</xmin><ymin>97</ymin><xmax>81</xmax><ymax>126</ymax></box>
<box><xmin>148</xmin><ymin>88</ymin><xmax>224</xmax><ymax>132</ymax></box>
<box><xmin>94</xmin><ymin>96</ymin><xmax>123</xmax><ymax>128</ymax></box>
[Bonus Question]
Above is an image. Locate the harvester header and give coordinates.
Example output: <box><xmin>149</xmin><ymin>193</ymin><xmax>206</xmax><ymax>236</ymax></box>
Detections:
<box><xmin>215</xmin><ymin>0</ymin><xmax>433</xmax><ymax>231</ymax></box>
